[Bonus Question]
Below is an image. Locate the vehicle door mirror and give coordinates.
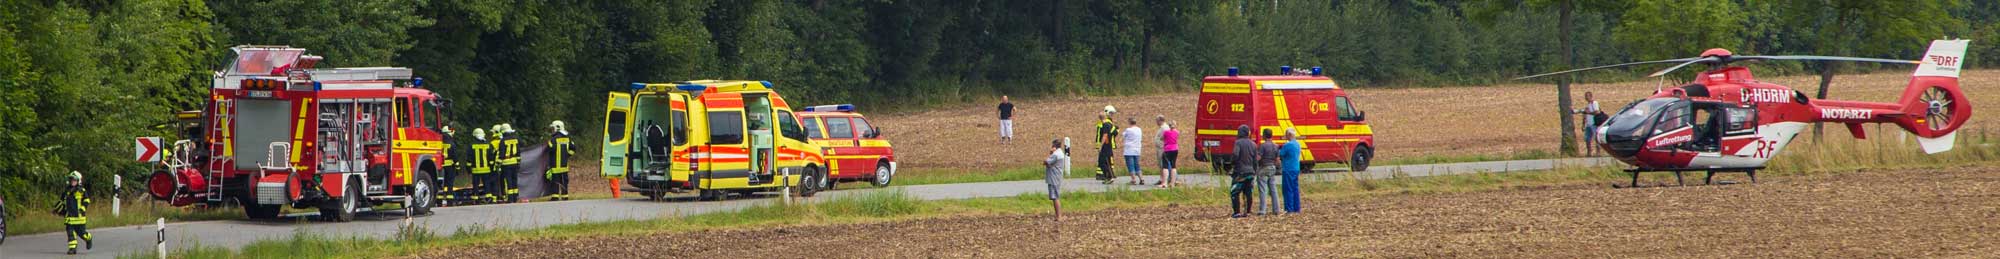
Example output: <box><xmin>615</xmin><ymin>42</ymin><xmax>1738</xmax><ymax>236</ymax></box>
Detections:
<box><xmin>1356</xmin><ymin>111</ymin><xmax>1367</xmax><ymax>121</ymax></box>
<box><xmin>867</xmin><ymin>127</ymin><xmax>882</xmax><ymax>138</ymax></box>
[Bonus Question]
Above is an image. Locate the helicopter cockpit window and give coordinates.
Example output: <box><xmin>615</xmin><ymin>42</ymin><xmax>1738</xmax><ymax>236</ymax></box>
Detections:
<box><xmin>1651</xmin><ymin>101</ymin><xmax>1692</xmax><ymax>135</ymax></box>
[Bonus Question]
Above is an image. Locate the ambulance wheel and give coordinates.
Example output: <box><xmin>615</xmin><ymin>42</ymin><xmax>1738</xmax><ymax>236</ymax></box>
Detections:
<box><xmin>243</xmin><ymin>199</ymin><xmax>282</xmax><ymax>219</ymax></box>
<box><xmin>871</xmin><ymin>162</ymin><xmax>893</xmax><ymax>187</ymax></box>
<box><xmin>798</xmin><ymin>167</ymin><xmax>823</xmax><ymax>197</ymax></box>
<box><xmin>697</xmin><ymin>190</ymin><xmax>724</xmax><ymax>201</ymax></box>
<box><xmin>410</xmin><ymin>171</ymin><xmax>436</xmax><ymax>215</ymax></box>
<box><xmin>323</xmin><ymin>181</ymin><xmax>360</xmax><ymax>222</ymax></box>
<box><xmin>1349</xmin><ymin>146</ymin><xmax>1372</xmax><ymax>172</ymax></box>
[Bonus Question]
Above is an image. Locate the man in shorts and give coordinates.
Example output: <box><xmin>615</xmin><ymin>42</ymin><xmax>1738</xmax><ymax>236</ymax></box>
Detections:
<box><xmin>1043</xmin><ymin>138</ymin><xmax>1070</xmax><ymax>221</ymax></box>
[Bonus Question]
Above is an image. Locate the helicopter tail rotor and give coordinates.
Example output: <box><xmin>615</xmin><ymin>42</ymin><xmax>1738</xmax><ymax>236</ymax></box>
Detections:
<box><xmin>1892</xmin><ymin>39</ymin><xmax>1973</xmax><ymax>154</ymax></box>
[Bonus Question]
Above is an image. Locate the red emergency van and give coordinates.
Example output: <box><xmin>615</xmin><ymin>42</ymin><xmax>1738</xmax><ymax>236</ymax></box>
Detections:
<box><xmin>1192</xmin><ymin>66</ymin><xmax>1375</xmax><ymax>173</ymax></box>
<box><xmin>796</xmin><ymin>104</ymin><xmax>897</xmax><ymax>188</ymax></box>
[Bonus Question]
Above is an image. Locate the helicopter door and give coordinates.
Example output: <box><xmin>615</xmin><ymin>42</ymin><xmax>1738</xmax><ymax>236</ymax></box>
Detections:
<box><xmin>1720</xmin><ymin>105</ymin><xmax>1759</xmax><ymax>155</ymax></box>
<box><xmin>1646</xmin><ymin>101</ymin><xmax>1693</xmax><ymax>152</ymax></box>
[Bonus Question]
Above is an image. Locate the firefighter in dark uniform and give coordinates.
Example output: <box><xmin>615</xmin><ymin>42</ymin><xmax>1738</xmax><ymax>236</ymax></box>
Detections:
<box><xmin>471</xmin><ymin>128</ymin><xmax>495</xmax><ymax>203</ymax></box>
<box><xmin>55</xmin><ymin>171</ymin><xmax>92</xmax><ymax>254</ymax></box>
<box><xmin>545</xmin><ymin>121</ymin><xmax>577</xmax><ymax>201</ymax></box>
<box><xmin>1095</xmin><ymin>106</ymin><xmax>1119</xmax><ymax>184</ymax></box>
<box><xmin>499</xmin><ymin>124</ymin><xmax>523</xmax><ymax>203</ymax></box>
<box><xmin>438</xmin><ymin>126</ymin><xmax>461</xmax><ymax>202</ymax></box>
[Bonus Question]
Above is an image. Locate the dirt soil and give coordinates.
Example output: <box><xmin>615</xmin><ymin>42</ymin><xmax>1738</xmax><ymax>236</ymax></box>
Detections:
<box><xmin>868</xmin><ymin>70</ymin><xmax>2000</xmax><ymax>172</ymax></box>
<box><xmin>430</xmin><ymin>166</ymin><xmax>2000</xmax><ymax>258</ymax></box>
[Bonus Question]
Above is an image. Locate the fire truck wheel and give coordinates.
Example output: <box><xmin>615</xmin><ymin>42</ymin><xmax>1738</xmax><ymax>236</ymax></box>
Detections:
<box><xmin>243</xmin><ymin>199</ymin><xmax>282</xmax><ymax>219</ymax></box>
<box><xmin>1349</xmin><ymin>146</ymin><xmax>1373</xmax><ymax>172</ymax></box>
<box><xmin>871</xmin><ymin>162</ymin><xmax>893</xmax><ymax>188</ymax></box>
<box><xmin>323</xmin><ymin>181</ymin><xmax>360</xmax><ymax>222</ymax></box>
<box><xmin>410</xmin><ymin>171</ymin><xmax>436</xmax><ymax>215</ymax></box>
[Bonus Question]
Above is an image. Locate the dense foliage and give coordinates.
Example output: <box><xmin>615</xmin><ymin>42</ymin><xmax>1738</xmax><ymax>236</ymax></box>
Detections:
<box><xmin>2</xmin><ymin>0</ymin><xmax>1996</xmax><ymax>206</ymax></box>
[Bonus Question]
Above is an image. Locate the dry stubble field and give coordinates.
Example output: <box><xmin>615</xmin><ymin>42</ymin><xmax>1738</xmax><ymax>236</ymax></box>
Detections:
<box><xmin>872</xmin><ymin>70</ymin><xmax>2000</xmax><ymax>172</ymax></box>
<box><xmin>436</xmin><ymin>165</ymin><xmax>2000</xmax><ymax>258</ymax></box>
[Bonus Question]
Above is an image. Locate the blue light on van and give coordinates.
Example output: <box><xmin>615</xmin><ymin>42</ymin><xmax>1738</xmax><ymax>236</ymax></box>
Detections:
<box><xmin>1228</xmin><ymin>67</ymin><xmax>1239</xmax><ymax>77</ymax></box>
<box><xmin>676</xmin><ymin>83</ymin><xmax>707</xmax><ymax>92</ymax></box>
<box><xmin>1311</xmin><ymin>67</ymin><xmax>1323</xmax><ymax>76</ymax></box>
<box><xmin>630</xmin><ymin>82</ymin><xmax>647</xmax><ymax>90</ymax></box>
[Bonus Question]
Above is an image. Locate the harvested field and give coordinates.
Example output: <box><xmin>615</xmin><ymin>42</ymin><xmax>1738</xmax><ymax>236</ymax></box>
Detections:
<box><xmin>869</xmin><ymin>70</ymin><xmax>2000</xmax><ymax>172</ymax></box>
<box><xmin>435</xmin><ymin>165</ymin><xmax>2000</xmax><ymax>258</ymax></box>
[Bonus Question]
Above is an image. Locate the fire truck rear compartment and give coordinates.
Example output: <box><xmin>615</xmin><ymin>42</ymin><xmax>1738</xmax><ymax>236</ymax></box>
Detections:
<box><xmin>234</xmin><ymin>99</ymin><xmax>293</xmax><ymax>171</ymax></box>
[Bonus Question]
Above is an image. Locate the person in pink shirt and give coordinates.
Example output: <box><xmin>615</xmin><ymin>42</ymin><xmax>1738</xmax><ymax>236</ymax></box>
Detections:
<box><xmin>1156</xmin><ymin>116</ymin><xmax>1182</xmax><ymax>188</ymax></box>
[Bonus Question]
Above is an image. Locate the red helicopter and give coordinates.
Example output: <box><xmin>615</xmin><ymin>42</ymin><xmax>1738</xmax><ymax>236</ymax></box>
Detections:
<box><xmin>1519</xmin><ymin>39</ymin><xmax>1973</xmax><ymax>187</ymax></box>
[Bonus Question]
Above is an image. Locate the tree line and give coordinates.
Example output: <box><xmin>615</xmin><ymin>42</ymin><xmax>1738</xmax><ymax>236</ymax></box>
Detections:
<box><xmin>2</xmin><ymin>0</ymin><xmax>1996</xmax><ymax>204</ymax></box>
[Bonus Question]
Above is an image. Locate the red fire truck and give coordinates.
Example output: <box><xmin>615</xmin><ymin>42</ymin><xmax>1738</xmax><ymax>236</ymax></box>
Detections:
<box><xmin>1192</xmin><ymin>66</ymin><xmax>1376</xmax><ymax>173</ymax></box>
<box><xmin>147</xmin><ymin>46</ymin><xmax>446</xmax><ymax>221</ymax></box>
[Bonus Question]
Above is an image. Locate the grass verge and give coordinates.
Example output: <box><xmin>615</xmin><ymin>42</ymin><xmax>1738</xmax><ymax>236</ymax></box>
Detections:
<box><xmin>127</xmin><ymin>133</ymin><xmax>2000</xmax><ymax>258</ymax></box>
<box><xmin>7</xmin><ymin>198</ymin><xmax>239</xmax><ymax>236</ymax></box>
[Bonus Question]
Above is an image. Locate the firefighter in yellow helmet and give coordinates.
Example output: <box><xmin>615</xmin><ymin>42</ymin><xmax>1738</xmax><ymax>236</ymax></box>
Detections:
<box><xmin>545</xmin><ymin>120</ymin><xmax>577</xmax><ymax>201</ymax></box>
<box><xmin>438</xmin><ymin>126</ymin><xmax>460</xmax><ymax>202</ymax></box>
<box><xmin>55</xmin><ymin>171</ymin><xmax>92</xmax><ymax>254</ymax></box>
<box><xmin>470</xmin><ymin>128</ymin><xmax>494</xmax><ymax>203</ymax></box>
<box><xmin>498</xmin><ymin>124</ymin><xmax>523</xmax><ymax>203</ymax></box>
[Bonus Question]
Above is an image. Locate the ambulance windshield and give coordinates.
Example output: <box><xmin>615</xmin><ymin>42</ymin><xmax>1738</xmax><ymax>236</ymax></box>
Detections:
<box><xmin>228</xmin><ymin>49</ymin><xmax>304</xmax><ymax>76</ymax></box>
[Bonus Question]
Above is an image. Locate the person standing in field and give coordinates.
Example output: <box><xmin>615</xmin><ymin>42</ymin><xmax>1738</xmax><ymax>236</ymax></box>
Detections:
<box><xmin>1281</xmin><ymin>128</ymin><xmax>1304</xmax><ymax>214</ymax></box>
<box><xmin>1120</xmin><ymin>118</ymin><xmax>1145</xmax><ymax>185</ymax></box>
<box><xmin>1574</xmin><ymin>91</ymin><xmax>1603</xmax><ymax>157</ymax></box>
<box><xmin>1256</xmin><ymin>129</ymin><xmax>1281</xmax><ymax>215</ymax></box>
<box><xmin>1156</xmin><ymin>118</ymin><xmax>1181</xmax><ymax>188</ymax></box>
<box><xmin>998</xmin><ymin>96</ymin><xmax>1015</xmax><ymax>144</ymax></box>
<box><xmin>1044</xmin><ymin>138</ymin><xmax>1070</xmax><ymax>221</ymax></box>
<box><xmin>1230</xmin><ymin>125</ymin><xmax>1258</xmax><ymax>218</ymax></box>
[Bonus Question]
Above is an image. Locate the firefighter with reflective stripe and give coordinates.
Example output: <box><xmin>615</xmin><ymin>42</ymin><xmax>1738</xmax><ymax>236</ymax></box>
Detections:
<box><xmin>545</xmin><ymin>120</ymin><xmax>577</xmax><ymax>201</ymax></box>
<box><xmin>499</xmin><ymin>124</ymin><xmax>523</xmax><ymax>203</ymax></box>
<box><xmin>471</xmin><ymin>128</ymin><xmax>495</xmax><ymax>203</ymax></box>
<box><xmin>54</xmin><ymin>171</ymin><xmax>92</xmax><ymax>254</ymax></box>
<box><xmin>439</xmin><ymin>126</ymin><xmax>462</xmax><ymax>202</ymax></box>
<box><xmin>1094</xmin><ymin>106</ymin><xmax>1119</xmax><ymax>184</ymax></box>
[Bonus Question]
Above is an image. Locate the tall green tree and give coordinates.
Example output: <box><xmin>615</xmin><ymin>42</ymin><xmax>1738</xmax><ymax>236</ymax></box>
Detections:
<box><xmin>1778</xmin><ymin>0</ymin><xmax>1962</xmax><ymax>138</ymax></box>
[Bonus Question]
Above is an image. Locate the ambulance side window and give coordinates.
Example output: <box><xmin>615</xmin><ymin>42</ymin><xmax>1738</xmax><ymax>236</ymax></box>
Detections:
<box><xmin>852</xmin><ymin>117</ymin><xmax>875</xmax><ymax>139</ymax></box>
<box><xmin>826</xmin><ymin>117</ymin><xmax>854</xmax><ymax>139</ymax></box>
<box><xmin>778</xmin><ymin>110</ymin><xmax>807</xmax><ymax>140</ymax></box>
<box><xmin>708</xmin><ymin>111</ymin><xmax>744</xmax><ymax>144</ymax></box>
<box><xmin>803</xmin><ymin>117</ymin><xmax>824</xmax><ymax>139</ymax></box>
<box><xmin>671</xmin><ymin>110</ymin><xmax>688</xmax><ymax>145</ymax></box>
<box><xmin>1335</xmin><ymin>97</ymin><xmax>1360</xmax><ymax>121</ymax></box>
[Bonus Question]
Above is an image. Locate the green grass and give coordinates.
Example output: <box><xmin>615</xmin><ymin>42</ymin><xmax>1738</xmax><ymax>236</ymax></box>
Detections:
<box><xmin>8</xmin><ymin>197</ymin><xmax>240</xmax><ymax>236</ymax></box>
<box><xmin>125</xmin><ymin>131</ymin><xmax>2000</xmax><ymax>258</ymax></box>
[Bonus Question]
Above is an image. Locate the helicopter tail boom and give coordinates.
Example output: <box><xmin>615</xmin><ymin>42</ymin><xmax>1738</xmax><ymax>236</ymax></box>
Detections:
<box><xmin>1898</xmin><ymin>40</ymin><xmax>1972</xmax><ymax>153</ymax></box>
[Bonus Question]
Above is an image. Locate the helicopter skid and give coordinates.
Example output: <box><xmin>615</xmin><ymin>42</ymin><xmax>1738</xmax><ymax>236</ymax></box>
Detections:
<box><xmin>1612</xmin><ymin>167</ymin><xmax>1762</xmax><ymax>188</ymax></box>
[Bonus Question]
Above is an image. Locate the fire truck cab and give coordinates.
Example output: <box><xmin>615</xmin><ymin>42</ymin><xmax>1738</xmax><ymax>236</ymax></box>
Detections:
<box><xmin>1192</xmin><ymin>66</ymin><xmax>1376</xmax><ymax>173</ymax></box>
<box><xmin>147</xmin><ymin>46</ymin><xmax>445</xmax><ymax>221</ymax></box>
<box><xmin>602</xmin><ymin>80</ymin><xmax>828</xmax><ymax>201</ymax></box>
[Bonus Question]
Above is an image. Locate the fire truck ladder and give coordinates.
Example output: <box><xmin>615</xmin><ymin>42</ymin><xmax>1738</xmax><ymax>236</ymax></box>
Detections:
<box><xmin>206</xmin><ymin>99</ymin><xmax>233</xmax><ymax>202</ymax></box>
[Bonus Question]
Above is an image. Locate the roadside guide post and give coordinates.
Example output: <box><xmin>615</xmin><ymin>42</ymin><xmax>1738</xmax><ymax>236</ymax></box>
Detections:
<box><xmin>113</xmin><ymin>175</ymin><xmax>122</xmax><ymax>216</ymax></box>
<box><xmin>156</xmin><ymin>218</ymin><xmax>167</xmax><ymax>259</ymax></box>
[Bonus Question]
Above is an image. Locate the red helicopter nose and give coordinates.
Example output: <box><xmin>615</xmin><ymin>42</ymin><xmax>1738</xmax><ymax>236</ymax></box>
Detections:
<box><xmin>1700</xmin><ymin>48</ymin><xmax>1733</xmax><ymax>57</ymax></box>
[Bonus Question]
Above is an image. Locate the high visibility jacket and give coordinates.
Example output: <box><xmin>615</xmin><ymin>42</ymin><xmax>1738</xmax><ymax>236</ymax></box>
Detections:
<box><xmin>57</xmin><ymin>186</ymin><xmax>90</xmax><ymax>225</ymax></box>
<box><xmin>470</xmin><ymin>142</ymin><xmax>493</xmax><ymax>174</ymax></box>
<box><xmin>442</xmin><ymin>142</ymin><xmax>458</xmax><ymax>167</ymax></box>
<box><xmin>499</xmin><ymin>135</ymin><xmax>522</xmax><ymax>166</ymax></box>
<box><xmin>547</xmin><ymin>133</ymin><xmax>575</xmax><ymax>175</ymax></box>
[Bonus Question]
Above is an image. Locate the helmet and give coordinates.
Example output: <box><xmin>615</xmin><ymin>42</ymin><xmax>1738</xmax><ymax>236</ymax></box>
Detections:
<box><xmin>490</xmin><ymin>125</ymin><xmax>505</xmax><ymax>136</ymax></box>
<box><xmin>1103</xmin><ymin>105</ymin><xmax>1117</xmax><ymax>114</ymax></box>
<box><xmin>503</xmin><ymin>123</ymin><xmax>518</xmax><ymax>133</ymax></box>
<box><xmin>549</xmin><ymin>120</ymin><xmax>566</xmax><ymax>130</ymax></box>
<box><xmin>441</xmin><ymin>126</ymin><xmax>456</xmax><ymax>136</ymax></box>
<box><xmin>474</xmin><ymin>128</ymin><xmax>487</xmax><ymax>140</ymax></box>
<box><xmin>69</xmin><ymin>171</ymin><xmax>82</xmax><ymax>181</ymax></box>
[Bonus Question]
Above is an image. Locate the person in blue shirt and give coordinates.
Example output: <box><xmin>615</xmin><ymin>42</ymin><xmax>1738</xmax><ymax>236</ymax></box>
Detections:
<box><xmin>1280</xmin><ymin>128</ymin><xmax>1304</xmax><ymax>214</ymax></box>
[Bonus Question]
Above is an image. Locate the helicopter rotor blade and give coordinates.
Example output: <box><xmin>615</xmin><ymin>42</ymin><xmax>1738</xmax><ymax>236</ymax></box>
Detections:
<box><xmin>1513</xmin><ymin>58</ymin><xmax>1700</xmax><ymax>80</ymax></box>
<box><xmin>1735</xmin><ymin>55</ymin><xmax>1921</xmax><ymax>65</ymax></box>
<box><xmin>1645</xmin><ymin>56</ymin><xmax>1722</xmax><ymax>77</ymax></box>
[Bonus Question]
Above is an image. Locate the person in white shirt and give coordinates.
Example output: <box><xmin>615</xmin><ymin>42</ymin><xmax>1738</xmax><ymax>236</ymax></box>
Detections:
<box><xmin>1573</xmin><ymin>91</ymin><xmax>1604</xmax><ymax>156</ymax></box>
<box><xmin>1120</xmin><ymin>118</ymin><xmax>1145</xmax><ymax>185</ymax></box>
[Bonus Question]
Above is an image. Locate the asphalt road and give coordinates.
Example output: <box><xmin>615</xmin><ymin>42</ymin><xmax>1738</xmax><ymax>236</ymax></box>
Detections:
<box><xmin>0</xmin><ymin>157</ymin><xmax>1614</xmax><ymax>258</ymax></box>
